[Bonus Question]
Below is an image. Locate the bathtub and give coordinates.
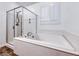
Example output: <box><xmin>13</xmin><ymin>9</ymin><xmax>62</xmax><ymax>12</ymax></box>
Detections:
<box><xmin>7</xmin><ymin>33</ymin><xmax>79</xmax><ymax>56</ymax></box>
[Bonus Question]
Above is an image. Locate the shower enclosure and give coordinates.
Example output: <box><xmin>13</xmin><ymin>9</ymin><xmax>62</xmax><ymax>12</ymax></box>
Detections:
<box><xmin>6</xmin><ymin>6</ymin><xmax>37</xmax><ymax>43</ymax></box>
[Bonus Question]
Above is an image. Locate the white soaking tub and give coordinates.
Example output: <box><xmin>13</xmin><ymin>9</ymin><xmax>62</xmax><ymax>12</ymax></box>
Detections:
<box><xmin>7</xmin><ymin>33</ymin><xmax>79</xmax><ymax>56</ymax></box>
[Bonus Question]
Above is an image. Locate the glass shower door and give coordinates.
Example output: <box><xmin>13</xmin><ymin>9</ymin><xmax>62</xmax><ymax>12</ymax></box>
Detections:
<box><xmin>7</xmin><ymin>10</ymin><xmax>15</xmax><ymax>43</ymax></box>
<box><xmin>6</xmin><ymin>6</ymin><xmax>37</xmax><ymax>43</ymax></box>
<box><xmin>14</xmin><ymin>8</ymin><xmax>22</xmax><ymax>37</ymax></box>
<box><xmin>22</xmin><ymin>8</ymin><xmax>37</xmax><ymax>39</ymax></box>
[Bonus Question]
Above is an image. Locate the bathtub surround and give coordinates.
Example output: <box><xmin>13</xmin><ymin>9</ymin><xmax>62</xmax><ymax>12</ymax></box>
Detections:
<box><xmin>61</xmin><ymin>2</ymin><xmax>79</xmax><ymax>36</ymax></box>
<box><xmin>6</xmin><ymin>30</ymin><xmax>79</xmax><ymax>56</ymax></box>
<box><xmin>10</xmin><ymin>38</ymin><xmax>78</xmax><ymax>56</ymax></box>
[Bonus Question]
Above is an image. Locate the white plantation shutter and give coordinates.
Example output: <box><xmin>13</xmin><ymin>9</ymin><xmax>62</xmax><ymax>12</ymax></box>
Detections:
<box><xmin>40</xmin><ymin>3</ymin><xmax>60</xmax><ymax>25</ymax></box>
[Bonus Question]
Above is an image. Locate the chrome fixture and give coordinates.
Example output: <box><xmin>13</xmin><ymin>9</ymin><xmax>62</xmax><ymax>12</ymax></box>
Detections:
<box><xmin>16</xmin><ymin>11</ymin><xmax>21</xmax><ymax>26</ymax></box>
<box><xmin>27</xmin><ymin>32</ymin><xmax>34</xmax><ymax>38</ymax></box>
<box><xmin>27</xmin><ymin>32</ymin><xmax>32</xmax><ymax>36</ymax></box>
<box><xmin>29</xmin><ymin>18</ymin><xmax>31</xmax><ymax>24</ymax></box>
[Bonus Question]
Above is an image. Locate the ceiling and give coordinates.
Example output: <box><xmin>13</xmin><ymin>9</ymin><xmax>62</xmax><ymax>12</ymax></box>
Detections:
<box><xmin>16</xmin><ymin>2</ymin><xmax>38</xmax><ymax>6</ymax></box>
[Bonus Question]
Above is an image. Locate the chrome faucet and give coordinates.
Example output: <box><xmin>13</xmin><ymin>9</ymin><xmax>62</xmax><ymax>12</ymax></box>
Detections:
<box><xmin>27</xmin><ymin>32</ymin><xmax>34</xmax><ymax>38</ymax></box>
<box><xmin>27</xmin><ymin>32</ymin><xmax>32</xmax><ymax>37</ymax></box>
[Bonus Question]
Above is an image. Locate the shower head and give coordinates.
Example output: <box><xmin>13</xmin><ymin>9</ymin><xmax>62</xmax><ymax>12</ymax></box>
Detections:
<box><xmin>16</xmin><ymin>11</ymin><xmax>21</xmax><ymax>26</ymax></box>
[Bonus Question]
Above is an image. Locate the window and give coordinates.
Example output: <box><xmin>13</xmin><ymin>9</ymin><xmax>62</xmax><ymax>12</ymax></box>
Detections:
<box><xmin>40</xmin><ymin>3</ymin><xmax>60</xmax><ymax>25</ymax></box>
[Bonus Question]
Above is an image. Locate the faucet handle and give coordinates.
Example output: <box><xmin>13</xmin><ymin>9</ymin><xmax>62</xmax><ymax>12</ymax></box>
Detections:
<box><xmin>27</xmin><ymin>32</ymin><xmax>32</xmax><ymax>36</ymax></box>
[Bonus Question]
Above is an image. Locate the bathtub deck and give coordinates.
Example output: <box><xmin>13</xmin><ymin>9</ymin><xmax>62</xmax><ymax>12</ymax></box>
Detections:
<box><xmin>6</xmin><ymin>38</ymin><xmax>79</xmax><ymax>56</ymax></box>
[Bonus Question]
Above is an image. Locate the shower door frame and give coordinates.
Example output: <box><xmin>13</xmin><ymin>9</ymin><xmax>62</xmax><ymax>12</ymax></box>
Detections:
<box><xmin>6</xmin><ymin>6</ymin><xmax>37</xmax><ymax>43</ymax></box>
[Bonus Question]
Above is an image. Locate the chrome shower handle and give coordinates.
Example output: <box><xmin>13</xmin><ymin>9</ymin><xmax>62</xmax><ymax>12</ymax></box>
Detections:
<box><xmin>29</xmin><ymin>18</ymin><xmax>31</xmax><ymax>24</ymax></box>
<box><xmin>13</xmin><ymin>26</ymin><xmax>15</xmax><ymax>30</ymax></box>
